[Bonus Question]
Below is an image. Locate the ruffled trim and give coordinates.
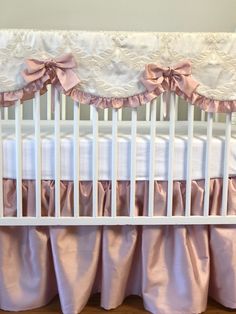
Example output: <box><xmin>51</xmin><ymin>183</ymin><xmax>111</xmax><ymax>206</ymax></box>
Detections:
<box><xmin>68</xmin><ymin>88</ymin><xmax>157</xmax><ymax>109</ymax></box>
<box><xmin>0</xmin><ymin>79</ymin><xmax>48</xmax><ymax>106</ymax></box>
<box><xmin>184</xmin><ymin>90</ymin><xmax>236</xmax><ymax>113</ymax></box>
<box><xmin>1</xmin><ymin>78</ymin><xmax>236</xmax><ymax>114</ymax></box>
<box><xmin>1</xmin><ymin>82</ymin><xmax>236</xmax><ymax>113</ymax></box>
<box><xmin>69</xmin><ymin>84</ymin><xmax>236</xmax><ymax>113</ymax></box>
<box><xmin>1</xmin><ymin>56</ymin><xmax>236</xmax><ymax>112</ymax></box>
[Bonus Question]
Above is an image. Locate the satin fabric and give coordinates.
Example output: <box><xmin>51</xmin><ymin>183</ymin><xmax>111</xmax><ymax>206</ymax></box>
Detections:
<box><xmin>22</xmin><ymin>53</ymin><xmax>80</xmax><ymax>92</ymax></box>
<box><xmin>2</xmin><ymin>83</ymin><xmax>236</xmax><ymax>113</ymax></box>
<box><xmin>1</xmin><ymin>179</ymin><xmax>236</xmax><ymax>314</ymax></box>
<box><xmin>140</xmin><ymin>60</ymin><xmax>199</xmax><ymax>98</ymax></box>
<box><xmin>3</xmin><ymin>178</ymin><xmax>236</xmax><ymax>217</ymax></box>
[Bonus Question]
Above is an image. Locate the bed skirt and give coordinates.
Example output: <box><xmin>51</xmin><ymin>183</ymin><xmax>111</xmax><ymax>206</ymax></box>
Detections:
<box><xmin>1</xmin><ymin>179</ymin><xmax>236</xmax><ymax>314</ymax></box>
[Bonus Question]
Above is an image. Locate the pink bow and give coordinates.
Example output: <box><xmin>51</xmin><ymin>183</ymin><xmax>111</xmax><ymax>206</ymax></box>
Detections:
<box><xmin>141</xmin><ymin>60</ymin><xmax>199</xmax><ymax>97</ymax></box>
<box><xmin>21</xmin><ymin>53</ymin><xmax>80</xmax><ymax>92</ymax></box>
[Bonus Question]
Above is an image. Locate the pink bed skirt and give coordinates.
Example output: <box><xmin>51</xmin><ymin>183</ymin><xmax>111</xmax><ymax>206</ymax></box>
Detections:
<box><xmin>1</xmin><ymin>178</ymin><xmax>236</xmax><ymax>314</ymax></box>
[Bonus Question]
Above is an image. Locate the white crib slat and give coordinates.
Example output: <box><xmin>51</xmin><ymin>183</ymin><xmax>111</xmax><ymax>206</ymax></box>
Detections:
<box><xmin>90</xmin><ymin>106</ymin><xmax>93</xmax><ymax>121</ymax></box>
<box><xmin>0</xmin><ymin>110</ymin><xmax>3</xmax><ymax>217</ymax></box>
<box><xmin>34</xmin><ymin>91</ymin><xmax>41</xmax><ymax>218</ymax></box>
<box><xmin>47</xmin><ymin>84</ymin><xmax>52</xmax><ymax>120</ymax></box>
<box><xmin>4</xmin><ymin>107</ymin><xmax>8</xmax><ymax>120</ymax></box>
<box><xmin>73</xmin><ymin>101</ymin><xmax>80</xmax><ymax>217</ymax></box>
<box><xmin>61</xmin><ymin>94</ymin><xmax>66</xmax><ymax>120</ymax></box>
<box><xmin>167</xmin><ymin>93</ymin><xmax>176</xmax><ymax>217</ymax></box>
<box><xmin>92</xmin><ymin>106</ymin><xmax>99</xmax><ymax>217</ymax></box>
<box><xmin>111</xmin><ymin>108</ymin><xmax>118</xmax><ymax>217</ymax></box>
<box><xmin>118</xmin><ymin>109</ymin><xmax>122</xmax><ymax>121</ymax></box>
<box><xmin>54</xmin><ymin>88</ymin><xmax>61</xmax><ymax>217</ymax></box>
<box><xmin>146</xmin><ymin>102</ymin><xmax>150</xmax><ymax>121</ymax></box>
<box><xmin>104</xmin><ymin>108</ymin><xmax>109</xmax><ymax>121</ymax></box>
<box><xmin>203</xmin><ymin>112</ymin><xmax>213</xmax><ymax>216</ymax></box>
<box><xmin>185</xmin><ymin>103</ymin><xmax>194</xmax><ymax>216</ymax></box>
<box><xmin>148</xmin><ymin>99</ymin><xmax>157</xmax><ymax>217</ymax></box>
<box><xmin>221</xmin><ymin>113</ymin><xmax>232</xmax><ymax>216</ymax></box>
<box><xmin>232</xmin><ymin>112</ymin><xmax>236</xmax><ymax>125</ymax></box>
<box><xmin>130</xmin><ymin>108</ymin><xmax>137</xmax><ymax>217</ymax></box>
<box><xmin>175</xmin><ymin>95</ymin><xmax>179</xmax><ymax>121</ymax></box>
<box><xmin>160</xmin><ymin>93</ymin><xmax>165</xmax><ymax>121</ymax></box>
<box><xmin>15</xmin><ymin>100</ymin><xmax>22</xmax><ymax>217</ymax></box>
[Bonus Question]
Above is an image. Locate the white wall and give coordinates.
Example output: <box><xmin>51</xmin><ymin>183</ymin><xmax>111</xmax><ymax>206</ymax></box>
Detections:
<box><xmin>0</xmin><ymin>0</ymin><xmax>235</xmax><ymax>32</ymax></box>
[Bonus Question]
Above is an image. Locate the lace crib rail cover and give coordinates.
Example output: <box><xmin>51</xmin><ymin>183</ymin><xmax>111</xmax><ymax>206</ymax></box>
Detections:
<box><xmin>1</xmin><ymin>29</ymin><xmax>236</xmax><ymax>112</ymax></box>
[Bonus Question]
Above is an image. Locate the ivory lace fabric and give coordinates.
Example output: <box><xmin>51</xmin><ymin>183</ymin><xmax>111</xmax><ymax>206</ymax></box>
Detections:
<box><xmin>0</xmin><ymin>30</ymin><xmax>236</xmax><ymax>104</ymax></box>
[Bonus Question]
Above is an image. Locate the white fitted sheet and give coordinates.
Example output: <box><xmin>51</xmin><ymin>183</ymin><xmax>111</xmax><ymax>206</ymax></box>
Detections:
<box><xmin>2</xmin><ymin>122</ymin><xmax>236</xmax><ymax>181</ymax></box>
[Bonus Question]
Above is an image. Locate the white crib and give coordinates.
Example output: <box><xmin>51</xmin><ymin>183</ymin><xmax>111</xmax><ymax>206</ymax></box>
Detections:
<box><xmin>2</xmin><ymin>30</ymin><xmax>236</xmax><ymax>314</ymax></box>
<box><xmin>0</xmin><ymin>30</ymin><xmax>235</xmax><ymax>226</ymax></box>
<box><xmin>0</xmin><ymin>89</ymin><xmax>234</xmax><ymax>226</ymax></box>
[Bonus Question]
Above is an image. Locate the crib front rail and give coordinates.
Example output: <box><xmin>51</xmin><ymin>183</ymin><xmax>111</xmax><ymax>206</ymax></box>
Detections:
<box><xmin>2</xmin><ymin>216</ymin><xmax>236</xmax><ymax>225</ymax></box>
<box><xmin>0</xmin><ymin>90</ymin><xmax>234</xmax><ymax>225</ymax></box>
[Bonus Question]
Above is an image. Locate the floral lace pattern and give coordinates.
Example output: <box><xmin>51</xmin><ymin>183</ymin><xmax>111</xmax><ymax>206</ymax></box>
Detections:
<box><xmin>0</xmin><ymin>30</ymin><xmax>236</xmax><ymax>101</ymax></box>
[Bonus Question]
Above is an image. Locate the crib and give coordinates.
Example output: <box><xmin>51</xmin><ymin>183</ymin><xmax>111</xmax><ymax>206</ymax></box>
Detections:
<box><xmin>1</xmin><ymin>29</ymin><xmax>236</xmax><ymax>314</ymax></box>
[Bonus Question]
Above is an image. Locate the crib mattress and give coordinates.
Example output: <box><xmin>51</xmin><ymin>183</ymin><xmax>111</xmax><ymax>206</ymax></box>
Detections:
<box><xmin>2</xmin><ymin>122</ymin><xmax>236</xmax><ymax>181</ymax></box>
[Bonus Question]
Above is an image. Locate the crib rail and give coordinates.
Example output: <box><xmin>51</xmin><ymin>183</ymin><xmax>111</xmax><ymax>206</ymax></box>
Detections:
<box><xmin>3</xmin><ymin>216</ymin><xmax>236</xmax><ymax>225</ymax></box>
<box><xmin>0</xmin><ymin>90</ymin><xmax>235</xmax><ymax>225</ymax></box>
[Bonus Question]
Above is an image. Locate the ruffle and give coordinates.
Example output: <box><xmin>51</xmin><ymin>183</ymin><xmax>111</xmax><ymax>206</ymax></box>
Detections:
<box><xmin>1</xmin><ymin>178</ymin><xmax>236</xmax><ymax>314</ymax></box>
<box><xmin>1</xmin><ymin>80</ymin><xmax>236</xmax><ymax>113</ymax></box>
<box><xmin>0</xmin><ymin>79</ymin><xmax>48</xmax><ymax>106</ymax></box>
<box><xmin>186</xmin><ymin>90</ymin><xmax>236</xmax><ymax>113</ymax></box>
<box><xmin>3</xmin><ymin>177</ymin><xmax>236</xmax><ymax>217</ymax></box>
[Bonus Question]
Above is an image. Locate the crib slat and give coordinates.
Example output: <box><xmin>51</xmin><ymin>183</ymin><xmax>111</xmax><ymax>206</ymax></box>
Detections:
<box><xmin>130</xmin><ymin>108</ymin><xmax>137</xmax><ymax>217</ymax></box>
<box><xmin>185</xmin><ymin>103</ymin><xmax>194</xmax><ymax>216</ymax></box>
<box><xmin>0</xmin><ymin>110</ymin><xmax>3</xmax><ymax>217</ymax></box>
<box><xmin>118</xmin><ymin>109</ymin><xmax>122</xmax><ymax>121</ymax></box>
<box><xmin>175</xmin><ymin>95</ymin><xmax>179</xmax><ymax>121</ymax></box>
<box><xmin>4</xmin><ymin>107</ymin><xmax>8</xmax><ymax>120</ymax></box>
<box><xmin>111</xmin><ymin>108</ymin><xmax>118</xmax><ymax>217</ymax></box>
<box><xmin>61</xmin><ymin>94</ymin><xmax>66</xmax><ymax>120</ymax></box>
<box><xmin>92</xmin><ymin>106</ymin><xmax>99</xmax><ymax>217</ymax></box>
<box><xmin>104</xmin><ymin>108</ymin><xmax>109</xmax><ymax>121</ymax></box>
<box><xmin>34</xmin><ymin>91</ymin><xmax>41</xmax><ymax>218</ymax></box>
<box><xmin>167</xmin><ymin>92</ymin><xmax>176</xmax><ymax>217</ymax></box>
<box><xmin>146</xmin><ymin>102</ymin><xmax>150</xmax><ymax>121</ymax></box>
<box><xmin>148</xmin><ymin>99</ymin><xmax>157</xmax><ymax>217</ymax></box>
<box><xmin>73</xmin><ymin>101</ymin><xmax>80</xmax><ymax>217</ymax></box>
<box><xmin>47</xmin><ymin>84</ymin><xmax>52</xmax><ymax>120</ymax></box>
<box><xmin>221</xmin><ymin>113</ymin><xmax>232</xmax><ymax>216</ymax></box>
<box><xmin>160</xmin><ymin>93</ymin><xmax>165</xmax><ymax>121</ymax></box>
<box><xmin>54</xmin><ymin>88</ymin><xmax>61</xmax><ymax>217</ymax></box>
<box><xmin>15</xmin><ymin>100</ymin><xmax>23</xmax><ymax>217</ymax></box>
<box><xmin>203</xmin><ymin>112</ymin><xmax>213</xmax><ymax>216</ymax></box>
<box><xmin>90</xmin><ymin>106</ymin><xmax>93</xmax><ymax>121</ymax></box>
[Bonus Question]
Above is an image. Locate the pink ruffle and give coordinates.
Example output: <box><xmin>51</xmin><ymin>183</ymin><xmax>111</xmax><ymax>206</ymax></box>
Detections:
<box><xmin>1</xmin><ymin>178</ymin><xmax>236</xmax><ymax>314</ymax></box>
<box><xmin>68</xmin><ymin>88</ymin><xmax>157</xmax><ymax>109</ymax></box>
<box><xmin>3</xmin><ymin>177</ymin><xmax>236</xmax><ymax>217</ymax></box>
<box><xmin>187</xmin><ymin>91</ymin><xmax>236</xmax><ymax>113</ymax></box>
<box><xmin>0</xmin><ymin>79</ymin><xmax>48</xmax><ymax>106</ymax></box>
<box><xmin>1</xmin><ymin>81</ymin><xmax>236</xmax><ymax>113</ymax></box>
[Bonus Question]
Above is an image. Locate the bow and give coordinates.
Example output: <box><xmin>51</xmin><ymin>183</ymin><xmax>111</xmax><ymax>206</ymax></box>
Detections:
<box><xmin>21</xmin><ymin>53</ymin><xmax>80</xmax><ymax>91</ymax></box>
<box><xmin>141</xmin><ymin>60</ymin><xmax>199</xmax><ymax>97</ymax></box>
